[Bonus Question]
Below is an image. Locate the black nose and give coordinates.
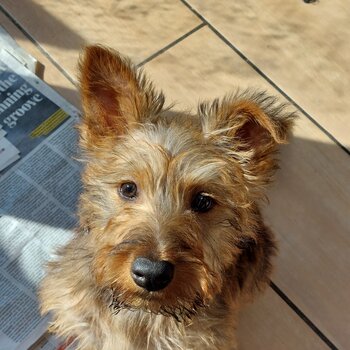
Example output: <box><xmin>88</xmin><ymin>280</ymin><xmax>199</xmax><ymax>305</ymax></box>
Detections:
<box><xmin>131</xmin><ymin>257</ymin><xmax>174</xmax><ymax>291</ymax></box>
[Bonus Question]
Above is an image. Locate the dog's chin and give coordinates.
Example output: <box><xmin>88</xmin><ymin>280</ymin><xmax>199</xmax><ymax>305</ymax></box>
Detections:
<box><xmin>108</xmin><ymin>289</ymin><xmax>206</xmax><ymax>322</ymax></box>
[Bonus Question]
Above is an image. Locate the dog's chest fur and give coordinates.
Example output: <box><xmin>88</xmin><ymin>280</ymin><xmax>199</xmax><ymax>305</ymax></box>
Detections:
<box><xmin>49</xmin><ymin>278</ymin><xmax>237</xmax><ymax>350</ymax></box>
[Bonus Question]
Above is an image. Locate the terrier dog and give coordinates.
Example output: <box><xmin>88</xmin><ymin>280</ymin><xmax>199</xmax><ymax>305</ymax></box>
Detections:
<box><xmin>39</xmin><ymin>45</ymin><xmax>295</xmax><ymax>350</ymax></box>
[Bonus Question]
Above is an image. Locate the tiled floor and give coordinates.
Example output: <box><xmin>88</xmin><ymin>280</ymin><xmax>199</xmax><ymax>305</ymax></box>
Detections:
<box><xmin>1</xmin><ymin>1</ymin><xmax>349</xmax><ymax>349</ymax></box>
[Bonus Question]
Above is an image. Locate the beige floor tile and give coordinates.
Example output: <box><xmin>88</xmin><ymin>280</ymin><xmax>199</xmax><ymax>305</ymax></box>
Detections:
<box><xmin>1</xmin><ymin>0</ymin><xmax>201</xmax><ymax>80</ymax></box>
<box><xmin>188</xmin><ymin>0</ymin><xmax>350</xmax><ymax>150</ymax></box>
<box><xmin>144</xmin><ymin>27</ymin><xmax>350</xmax><ymax>348</ymax></box>
<box><xmin>238</xmin><ymin>289</ymin><xmax>328</xmax><ymax>350</ymax></box>
<box><xmin>0</xmin><ymin>11</ymin><xmax>80</xmax><ymax>108</ymax></box>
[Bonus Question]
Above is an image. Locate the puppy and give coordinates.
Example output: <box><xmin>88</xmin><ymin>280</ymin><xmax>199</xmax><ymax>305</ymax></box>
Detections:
<box><xmin>40</xmin><ymin>45</ymin><xmax>295</xmax><ymax>350</ymax></box>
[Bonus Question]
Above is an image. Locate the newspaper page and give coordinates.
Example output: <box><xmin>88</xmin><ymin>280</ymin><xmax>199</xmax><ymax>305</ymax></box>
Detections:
<box><xmin>0</xmin><ymin>49</ymin><xmax>81</xmax><ymax>350</ymax></box>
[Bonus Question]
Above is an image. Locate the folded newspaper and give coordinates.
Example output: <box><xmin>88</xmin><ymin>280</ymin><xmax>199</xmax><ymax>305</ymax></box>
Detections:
<box><xmin>0</xmin><ymin>48</ymin><xmax>80</xmax><ymax>350</ymax></box>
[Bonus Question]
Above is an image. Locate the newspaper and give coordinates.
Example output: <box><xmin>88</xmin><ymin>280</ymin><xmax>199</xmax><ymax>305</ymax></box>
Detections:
<box><xmin>0</xmin><ymin>49</ymin><xmax>81</xmax><ymax>350</ymax></box>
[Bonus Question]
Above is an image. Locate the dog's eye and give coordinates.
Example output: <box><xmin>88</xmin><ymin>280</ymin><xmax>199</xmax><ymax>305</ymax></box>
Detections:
<box><xmin>120</xmin><ymin>182</ymin><xmax>137</xmax><ymax>200</ymax></box>
<box><xmin>191</xmin><ymin>193</ymin><xmax>215</xmax><ymax>213</ymax></box>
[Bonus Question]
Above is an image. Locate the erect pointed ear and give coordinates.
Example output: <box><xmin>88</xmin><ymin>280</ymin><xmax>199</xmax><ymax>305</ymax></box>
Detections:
<box><xmin>200</xmin><ymin>90</ymin><xmax>296</xmax><ymax>190</ymax></box>
<box><xmin>78</xmin><ymin>45</ymin><xmax>164</xmax><ymax>149</ymax></box>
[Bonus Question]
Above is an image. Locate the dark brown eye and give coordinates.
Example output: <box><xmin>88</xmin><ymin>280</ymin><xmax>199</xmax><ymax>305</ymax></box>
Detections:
<box><xmin>191</xmin><ymin>193</ymin><xmax>215</xmax><ymax>213</ymax></box>
<box><xmin>120</xmin><ymin>182</ymin><xmax>137</xmax><ymax>200</ymax></box>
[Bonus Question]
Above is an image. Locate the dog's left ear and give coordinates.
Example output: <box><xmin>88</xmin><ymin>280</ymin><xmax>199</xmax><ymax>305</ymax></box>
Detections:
<box><xmin>78</xmin><ymin>45</ymin><xmax>164</xmax><ymax>149</ymax></box>
<box><xmin>200</xmin><ymin>91</ymin><xmax>296</xmax><ymax>191</ymax></box>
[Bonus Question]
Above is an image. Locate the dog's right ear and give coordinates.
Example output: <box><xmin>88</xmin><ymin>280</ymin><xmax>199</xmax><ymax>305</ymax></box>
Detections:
<box><xmin>78</xmin><ymin>45</ymin><xmax>164</xmax><ymax>149</ymax></box>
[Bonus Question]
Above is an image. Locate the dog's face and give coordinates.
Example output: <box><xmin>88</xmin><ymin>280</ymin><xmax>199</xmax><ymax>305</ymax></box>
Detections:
<box><xmin>77</xmin><ymin>46</ymin><xmax>293</xmax><ymax>320</ymax></box>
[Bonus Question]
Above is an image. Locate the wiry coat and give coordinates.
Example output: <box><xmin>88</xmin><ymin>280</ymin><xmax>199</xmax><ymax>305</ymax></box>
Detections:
<box><xmin>39</xmin><ymin>46</ymin><xmax>296</xmax><ymax>350</ymax></box>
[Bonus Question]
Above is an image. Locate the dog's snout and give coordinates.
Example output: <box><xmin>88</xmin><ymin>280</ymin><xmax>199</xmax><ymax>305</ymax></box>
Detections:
<box><xmin>131</xmin><ymin>257</ymin><xmax>174</xmax><ymax>291</ymax></box>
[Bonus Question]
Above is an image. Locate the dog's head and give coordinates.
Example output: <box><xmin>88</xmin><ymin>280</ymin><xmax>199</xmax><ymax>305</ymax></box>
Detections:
<box><xmin>77</xmin><ymin>45</ymin><xmax>294</xmax><ymax>321</ymax></box>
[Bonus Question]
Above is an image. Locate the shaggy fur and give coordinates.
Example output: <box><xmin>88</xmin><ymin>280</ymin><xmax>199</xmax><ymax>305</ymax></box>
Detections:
<box><xmin>39</xmin><ymin>45</ymin><xmax>296</xmax><ymax>350</ymax></box>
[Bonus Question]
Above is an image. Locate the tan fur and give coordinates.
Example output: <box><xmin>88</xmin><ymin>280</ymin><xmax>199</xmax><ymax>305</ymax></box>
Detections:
<box><xmin>39</xmin><ymin>45</ymin><xmax>296</xmax><ymax>350</ymax></box>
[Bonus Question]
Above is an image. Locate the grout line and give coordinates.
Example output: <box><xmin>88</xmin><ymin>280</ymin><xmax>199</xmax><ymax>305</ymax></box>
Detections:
<box><xmin>137</xmin><ymin>22</ymin><xmax>206</xmax><ymax>67</ymax></box>
<box><xmin>179</xmin><ymin>0</ymin><xmax>350</xmax><ymax>157</ymax></box>
<box><xmin>0</xmin><ymin>3</ymin><xmax>77</xmax><ymax>87</ymax></box>
<box><xmin>270</xmin><ymin>282</ymin><xmax>338</xmax><ymax>350</ymax></box>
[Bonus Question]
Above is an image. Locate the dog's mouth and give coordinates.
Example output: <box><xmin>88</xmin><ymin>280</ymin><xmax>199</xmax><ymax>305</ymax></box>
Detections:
<box><xmin>108</xmin><ymin>289</ymin><xmax>206</xmax><ymax>322</ymax></box>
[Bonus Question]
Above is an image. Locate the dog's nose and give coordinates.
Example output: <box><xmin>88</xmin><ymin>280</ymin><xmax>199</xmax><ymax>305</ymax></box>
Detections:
<box><xmin>131</xmin><ymin>257</ymin><xmax>174</xmax><ymax>291</ymax></box>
